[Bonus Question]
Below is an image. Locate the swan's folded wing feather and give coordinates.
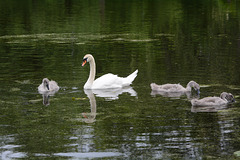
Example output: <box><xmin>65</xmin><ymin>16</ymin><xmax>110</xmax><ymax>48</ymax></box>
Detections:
<box><xmin>92</xmin><ymin>73</ymin><xmax>124</xmax><ymax>89</ymax></box>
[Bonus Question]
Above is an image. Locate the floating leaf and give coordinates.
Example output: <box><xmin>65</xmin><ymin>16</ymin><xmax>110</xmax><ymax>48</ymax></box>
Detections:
<box><xmin>72</xmin><ymin>97</ymin><xmax>86</xmax><ymax>101</ymax></box>
<box><xmin>10</xmin><ymin>88</ymin><xmax>21</xmax><ymax>92</ymax></box>
<box><xmin>29</xmin><ymin>99</ymin><xmax>42</xmax><ymax>103</ymax></box>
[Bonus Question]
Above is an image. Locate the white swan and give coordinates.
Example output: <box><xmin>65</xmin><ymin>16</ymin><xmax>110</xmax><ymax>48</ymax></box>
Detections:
<box><xmin>82</xmin><ymin>54</ymin><xmax>138</xmax><ymax>89</ymax></box>
<box><xmin>150</xmin><ymin>81</ymin><xmax>200</xmax><ymax>93</ymax></box>
<box><xmin>38</xmin><ymin>78</ymin><xmax>60</xmax><ymax>93</ymax></box>
<box><xmin>191</xmin><ymin>92</ymin><xmax>235</xmax><ymax>107</ymax></box>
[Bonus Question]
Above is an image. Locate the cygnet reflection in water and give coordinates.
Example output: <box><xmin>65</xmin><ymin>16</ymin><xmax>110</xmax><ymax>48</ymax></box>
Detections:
<box><xmin>151</xmin><ymin>89</ymin><xmax>200</xmax><ymax>100</ymax></box>
<box><xmin>191</xmin><ymin>105</ymin><xmax>229</xmax><ymax>113</ymax></box>
<box><xmin>42</xmin><ymin>93</ymin><xmax>50</xmax><ymax>106</ymax></box>
<box><xmin>38</xmin><ymin>91</ymin><xmax>59</xmax><ymax>106</ymax></box>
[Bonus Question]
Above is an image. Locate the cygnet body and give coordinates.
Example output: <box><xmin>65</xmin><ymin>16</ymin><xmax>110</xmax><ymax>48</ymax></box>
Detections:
<box><xmin>38</xmin><ymin>78</ymin><xmax>59</xmax><ymax>92</ymax></box>
<box><xmin>150</xmin><ymin>81</ymin><xmax>200</xmax><ymax>93</ymax></box>
<box><xmin>191</xmin><ymin>92</ymin><xmax>235</xmax><ymax>107</ymax></box>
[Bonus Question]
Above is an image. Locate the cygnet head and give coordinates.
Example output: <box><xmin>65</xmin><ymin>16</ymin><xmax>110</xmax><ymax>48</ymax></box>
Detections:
<box><xmin>42</xmin><ymin>78</ymin><xmax>50</xmax><ymax>90</ymax></box>
<box><xmin>220</xmin><ymin>92</ymin><xmax>235</xmax><ymax>103</ymax></box>
<box><xmin>187</xmin><ymin>81</ymin><xmax>200</xmax><ymax>94</ymax></box>
<box><xmin>150</xmin><ymin>83</ymin><xmax>159</xmax><ymax>91</ymax></box>
<box><xmin>82</xmin><ymin>54</ymin><xmax>94</xmax><ymax>67</ymax></box>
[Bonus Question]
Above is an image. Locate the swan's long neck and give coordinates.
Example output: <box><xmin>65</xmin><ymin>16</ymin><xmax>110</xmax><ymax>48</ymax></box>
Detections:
<box><xmin>85</xmin><ymin>57</ymin><xmax>96</xmax><ymax>89</ymax></box>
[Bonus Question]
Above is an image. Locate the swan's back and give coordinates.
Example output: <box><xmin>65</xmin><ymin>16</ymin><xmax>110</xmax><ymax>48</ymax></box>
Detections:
<box><xmin>92</xmin><ymin>73</ymin><xmax>123</xmax><ymax>89</ymax></box>
<box><xmin>91</xmin><ymin>70</ymin><xmax>138</xmax><ymax>89</ymax></box>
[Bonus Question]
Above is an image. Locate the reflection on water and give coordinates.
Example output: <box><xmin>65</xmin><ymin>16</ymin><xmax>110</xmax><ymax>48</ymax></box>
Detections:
<box><xmin>38</xmin><ymin>90</ymin><xmax>59</xmax><ymax>106</ymax></box>
<box><xmin>92</xmin><ymin>86</ymin><xmax>137</xmax><ymax>100</ymax></box>
<box><xmin>81</xmin><ymin>87</ymin><xmax>137</xmax><ymax>123</ymax></box>
<box><xmin>82</xmin><ymin>90</ymin><xmax>97</xmax><ymax>123</ymax></box>
<box><xmin>151</xmin><ymin>90</ymin><xmax>199</xmax><ymax>100</ymax></box>
<box><xmin>42</xmin><ymin>93</ymin><xmax>50</xmax><ymax>106</ymax></box>
<box><xmin>54</xmin><ymin>152</ymin><xmax>123</xmax><ymax>159</ymax></box>
<box><xmin>191</xmin><ymin>105</ymin><xmax>228</xmax><ymax>112</ymax></box>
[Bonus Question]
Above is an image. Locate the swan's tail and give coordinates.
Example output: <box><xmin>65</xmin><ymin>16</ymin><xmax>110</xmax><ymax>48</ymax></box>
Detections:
<box><xmin>123</xmin><ymin>69</ymin><xmax>138</xmax><ymax>86</ymax></box>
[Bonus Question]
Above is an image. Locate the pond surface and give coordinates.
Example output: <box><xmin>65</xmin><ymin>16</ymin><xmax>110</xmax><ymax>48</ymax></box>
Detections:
<box><xmin>1</xmin><ymin>0</ymin><xmax>240</xmax><ymax>159</ymax></box>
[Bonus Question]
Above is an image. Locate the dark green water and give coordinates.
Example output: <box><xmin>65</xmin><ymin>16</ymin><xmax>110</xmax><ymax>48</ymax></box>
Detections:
<box><xmin>1</xmin><ymin>0</ymin><xmax>240</xmax><ymax>159</ymax></box>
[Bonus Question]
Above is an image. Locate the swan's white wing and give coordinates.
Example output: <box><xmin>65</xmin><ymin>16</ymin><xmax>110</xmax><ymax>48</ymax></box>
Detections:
<box><xmin>92</xmin><ymin>73</ymin><xmax>124</xmax><ymax>89</ymax></box>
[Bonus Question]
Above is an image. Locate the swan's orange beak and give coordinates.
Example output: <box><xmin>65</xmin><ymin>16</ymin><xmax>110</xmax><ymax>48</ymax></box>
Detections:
<box><xmin>82</xmin><ymin>59</ymin><xmax>87</xmax><ymax>67</ymax></box>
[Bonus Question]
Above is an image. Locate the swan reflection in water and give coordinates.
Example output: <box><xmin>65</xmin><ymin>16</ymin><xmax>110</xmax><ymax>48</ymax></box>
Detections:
<box><xmin>82</xmin><ymin>89</ymin><xmax>97</xmax><ymax>123</ymax></box>
<box><xmin>91</xmin><ymin>86</ymin><xmax>137</xmax><ymax>101</ymax></box>
<box><xmin>82</xmin><ymin>86</ymin><xmax>137</xmax><ymax>123</ymax></box>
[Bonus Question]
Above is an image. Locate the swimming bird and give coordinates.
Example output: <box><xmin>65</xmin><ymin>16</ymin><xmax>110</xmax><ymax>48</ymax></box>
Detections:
<box><xmin>38</xmin><ymin>78</ymin><xmax>60</xmax><ymax>92</ymax></box>
<box><xmin>150</xmin><ymin>81</ymin><xmax>200</xmax><ymax>93</ymax></box>
<box><xmin>191</xmin><ymin>92</ymin><xmax>235</xmax><ymax>107</ymax></box>
<box><xmin>82</xmin><ymin>54</ymin><xmax>138</xmax><ymax>89</ymax></box>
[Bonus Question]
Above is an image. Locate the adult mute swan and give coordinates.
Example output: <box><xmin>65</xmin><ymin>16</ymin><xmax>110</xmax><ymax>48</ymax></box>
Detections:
<box><xmin>82</xmin><ymin>54</ymin><xmax>138</xmax><ymax>89</ymax></box>
<box><xmin>38</xmin><ymin>78</ymin><xmax>60</xmax><ymax>92</ymax></box>
<box><xmin>150</xmin><ymin>81</ymin><xmax>200</xmax><ymax>93</ymax></box>
<box><xmin>191</xmin><ymin>92</ymin><xmax>235</xmax><ymax>107</ymax></box>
